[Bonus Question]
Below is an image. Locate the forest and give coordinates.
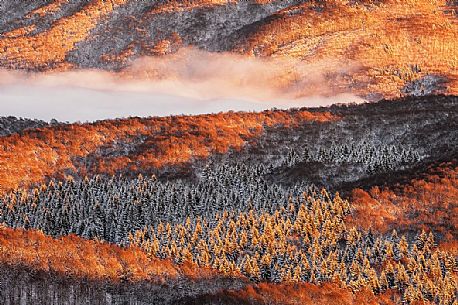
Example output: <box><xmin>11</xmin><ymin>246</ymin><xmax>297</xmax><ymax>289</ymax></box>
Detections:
<box><xmin>0</xmin><ymin>117</ymin><xmax>48</xmax><ymax>137</ymax></box>
<box><xmin>0</xmin><ymin>95</ymin><xmax>457</xmax><ymax>304</ymax></box>
<box><xmin>1</xmin><ymin>0</ymin><xmax>458</xmax><ymax>303</ymax></box>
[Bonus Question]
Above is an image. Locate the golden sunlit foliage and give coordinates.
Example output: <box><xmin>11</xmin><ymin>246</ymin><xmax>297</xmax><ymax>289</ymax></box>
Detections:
<box><xmin>351</xmin><ymin>162</ymin><xmax>458</xmax><ymax>249</ymax></box>
<box><xmin>130</xmin><ymin>190</ymin><xmax>458</xmax><ymax>305</ymax></box>
<box><xmin>0</xmin><ymin>0</ymin><xmax>127</xmax><ymax>69</ymax></box>
<box><xmin>0</xmin><ymin>225</ymin><xmax>212</xmax><ymax>282</ymax></box>
<box><xmin>1</xmin><ymin>188</ymin><xmax>456</xmax><ymax>304</ymax></box>
<box><xmin>1</xmin><ymin>0</ymin><xmax>456</xmax><ymax>97</ymax></box>
<box><xmin>0</xmin><ymin>225</ymin><xmax>402</xmax><ymax>305</ymax></box>
<box><xmin>225</xmin><ymin>282</ymin><xmax>397</xmax><ymax>305</ymax></box>
<box><xmin>233</xmin><ymin>0</ymin><xmax>458</xmax><ymax>97</ymax></box>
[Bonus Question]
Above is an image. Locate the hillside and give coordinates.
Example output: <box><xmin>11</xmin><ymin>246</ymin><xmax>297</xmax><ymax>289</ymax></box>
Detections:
<box><xmin>1</xmin><ymin>95</ymin><xmax>455</xmax><ymax>192</ymax></box>
<box><xmin>0</xmin><ymin>95</ymin><xmax>457</xmax><ymax>304</ymax></box>
<box><xmin>1</xmin><ymin>0</ymin><xmax>457</xmax><ymax>99</ymax></box>
<box><xmin>0</xmin><ymin>163</ymin><xmax>456</xmax><ymax>304</ymax></box>
<box><xmin>0</xmin><ymin>226</ymin><xmax>397</xmax><ymax>305</ymax></box>
<box><xmin>0</xmin><ymin>116</ymin><xmax>48</xmax><ymax>136</ymax></box>
<box><xmin>0</xmin><ymin>109</ymin><xmax>336</xmax><ymax>192</ymax></box>
<box><xmin>1</xmin><ymin>2</ymin><xmax>458</xmax><ymax>303</ymax></box>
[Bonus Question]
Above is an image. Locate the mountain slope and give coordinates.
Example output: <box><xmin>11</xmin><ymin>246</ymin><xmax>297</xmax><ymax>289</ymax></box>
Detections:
<box><xmin>0</xmin><ymin>225</ymin><xmax>395</xmax><ymax>305</ymax></box>
<box><xmin>0</xmin><ymin>96</ymin><xmax>457</xmax><ymax>305</ymax></box>
<box><xmin>0</xmin><ymin>95</ymin><xmax>456</xmax><ymax>193</ymax></box>
<box><xmin>0</xmin><ymin>109</ymin><xmax>335</xmax><ymax>192</ymax></box>
<box><xmin>1</xmin><ymin>0</ymin><xmax>457</xmax><ymax>98</ymax></box>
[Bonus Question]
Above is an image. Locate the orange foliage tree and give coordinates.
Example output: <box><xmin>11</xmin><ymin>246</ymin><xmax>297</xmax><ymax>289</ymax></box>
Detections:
<box><xmin>0</xmin><ymin>225</ymin><xmax>229</xmax><ymax>282</ymax></box>
<box><xmin>350</xmin><ymin>162</ymin><xmax>458</xmax><ymax>248</ymax></box>
<box><xmin>0</xmin><ymin>110</ymin><xmax>336</xmax><ymax>192</ymax></box>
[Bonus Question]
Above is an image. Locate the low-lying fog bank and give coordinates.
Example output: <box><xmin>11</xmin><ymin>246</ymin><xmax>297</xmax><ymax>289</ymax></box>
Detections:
<box><xmin>0</xmin><ymin>49</ymin><xmax>364</xmax><ymax>122</ymax></box>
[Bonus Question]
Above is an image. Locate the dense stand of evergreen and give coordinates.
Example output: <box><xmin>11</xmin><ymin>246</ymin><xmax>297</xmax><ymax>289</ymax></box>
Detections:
<box><xmin>0</xmin><ymin>145</ymin><xmax>430</xmax><ymax>245</ymax></box>
<box><xmin>0</xmin><ymin>162</ymin><xmax>457</xmax><ymax>304</ymax></box>
<box><xmin>0</xmin><ymin>163</ymin><xmax>309</xmax><ymax>244</ymax></box>
<box><xmin>131</xmin><ymin>195</ymin><xmax>457</xmax><ymax>305</ymax></box>
<box><xmin>280</xmin><ymin>141</ymin><xmax>423</xmax><ymax>175</ymax></box>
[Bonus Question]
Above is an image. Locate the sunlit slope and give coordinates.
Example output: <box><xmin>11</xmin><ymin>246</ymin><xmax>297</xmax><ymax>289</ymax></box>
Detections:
<box><xmin>0</xmin><ymin>94</ymin><xmax>457</xmax><ymax>304</ymax></box>
<box><xmin>350</xmin><ymin>161</ymin><xmax>458</xmax><ymax>254</ymax></box>
<box><xmin>1</xmin><ymin>95</ymin><xmax>456</xmax><ymax>193</ymax></box>
<box><xmin>0</xmin><ymin>0</ymin><xmax>127</xmax><ymax>70</ymax></box>
<box><xmin>1</xmin><ymin>180</ymin><xmax>456</xmax><ymax>304</ymax></box>
<box><xmin>231</xmin><ymin>0</ymin><xmax>458</xmax><ymax>98</ymax></box>
<box><xmin>0</xmin><ymin>110</ymin><xmax>335</xmax><ymax>192</ymax></box>
<box><xmin>0</xmin><ymin>226</ymin><xmax>395</xmax><ymax>305</ymax></box>
<box><xmin>0</xmin><ymin>0</ymin><xmax>457</xmax><ymax>97</ymax></box>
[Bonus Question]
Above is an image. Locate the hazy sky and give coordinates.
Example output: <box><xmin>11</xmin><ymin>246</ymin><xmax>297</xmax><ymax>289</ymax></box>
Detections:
<box><xmin>0</xmin><ymin>49</ymin><xmax>364</xmax><ymax>122</ymax></box>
